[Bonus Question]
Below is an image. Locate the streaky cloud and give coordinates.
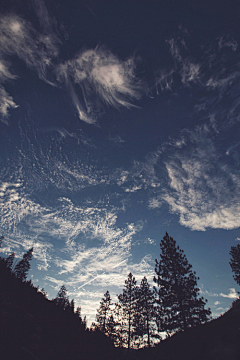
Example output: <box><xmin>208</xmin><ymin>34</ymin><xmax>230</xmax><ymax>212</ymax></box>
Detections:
<box><xmin>56</xmin><ymin>46</ymin><xmax>144</xmax><ymax>123</ymax></box>
<box><xmin>0</xmin><ymin>10</ymin><xmax>59</xmax><ymax>119</ymax></box>
<box><xmin>0</xmin><ymin>86</ymin><xmax>18</xmax><ymax>123</ymax></box>
<box><xmin>0</xmin><ymin>14</ymin><xmax>59</xmax><ymax>79</ymax></box>
<box><xmin>158</xmin><ymin>126</ymin><xmax>240</xmax><ymax>231</ymax></box>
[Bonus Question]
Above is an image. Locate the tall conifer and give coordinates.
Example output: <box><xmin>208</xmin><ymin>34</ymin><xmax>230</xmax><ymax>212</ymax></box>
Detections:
<box><xmin>229</xmin><ymin>244</ymin><xmax>240</xmax><ymax>287</ymax></box>
<box><xmin>153</xmin><ymin>232</ymin><xmax>211</xmax><ymax>334</ymax></box>
<box><xmin>53</xmin><ymin>285</ymin><xmax>70</xmax><ymax>309</ymax></box>
<box><xmin>6</xmin><ymin>252</ymin><xmax>15</xmax><ymax>270</ymax></box>
<box><xmin>134</xmin><ymin>277</ymin><xmax>159</xmax><ymax>347</ymax></box>
<box><xmin>95</xmin><ymin>290</ymin><xmax>112</xmax><ymax>333</ymax></box>
<box><xmin>117</xmin><ymin>272</ymin><xmax>138</xmax><ymax>349</ymax></box>
<box><xmin>13</xmin><ymin>247</ymin><xmax>33</xmax><ymax>281</ymax></box>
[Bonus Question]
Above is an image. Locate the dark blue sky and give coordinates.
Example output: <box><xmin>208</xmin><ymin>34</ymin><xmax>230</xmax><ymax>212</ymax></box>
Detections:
<box><xmin>1</xmin><ymin>0</ymin><xmax>240</xmax><ymax>325</ymax></box>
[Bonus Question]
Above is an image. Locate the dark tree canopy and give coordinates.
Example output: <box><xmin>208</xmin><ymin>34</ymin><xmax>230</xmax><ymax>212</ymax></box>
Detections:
<box><xmin>117</xmin><ymin>272</ymin><xmax>138</xmax><ymax>349</ymax></box>
<box><xmin>230</xmin><ymin>244</ymin><xmax>240</xmax><ymax>287</ymax></box>
<box><xmin>153</xmin><ymin>232</ymin><xmax>211</xmax><ymax>334</ymax></box>
<box><xmin>134</xmin><ymin>277</ymin><xmax>159</xmax><ymax>347</ymax></box>
<box><xmin>0</xmin><ymin>235</ymin><xmax>4</xmax><ymax>247</ymax></box>
<box><xmin>95</xmin><ymin>290</ymin><xmax>112</xmax><ymax>333</ymax></box>
<box><xmin>13</xmin><ymin>247</ymin><xmax>33</xmax><ymax>281</ymax></box>
<box><xmin>53</xmin><ymin>285</ymin><xmax>70</xmax><ymax>309</ymax></box>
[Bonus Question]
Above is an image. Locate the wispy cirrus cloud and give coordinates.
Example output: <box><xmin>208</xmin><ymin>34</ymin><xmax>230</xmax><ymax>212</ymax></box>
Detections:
<box><xmin>114</xmin><ymin>151</ymin><xmax>161</xmax><ymax>192</ymax></box>
<box><xmin>49</xmin><ymin>252</ymin><xmax>154</xmax><ymax>325</ymax></box>
<box><xmin>0</xmin><ymin>86</ymin><xmax>18</xmax><ymax>123</ymax></box>
<box><xmin>56</xmin><ymin>47</ymin><xmax>144</xmax><ymax>123</ymax></box>
<box><xmin>156</xmin><ymin>27</ymin><xmax>240</xmax><ymax>106</ymax></box>
<box><xmin>0</xmin><ymin>176</ymin><xmax>145</xmax><ymax>278</ymax></box>
<box><xmin>148</xmin><ymin>124</ymin><xmax>240</xmax><ymax>231</ymax></box>
<box><xmin>0</xmin><ymin>176</ymin><xmax>152</xmax><ymax>324</ymax></box>
<box><xmin>0</xmin><ymin>14</ymin><xmax>59</xmax><ymax>79</ymax></box>
<box><xmin>0</xmin><ymin>4</ymin><xmax>59</xmax><ymax>121</ymax></box>
<box><xmin>0</xmin><ymin>57</ymin><xmax>18</xmax><ymax>122</ymax></box>
<box><xmin>218</xmin><ymin>35</ymin><xmax>238</xmax><ymax>51</ymax></box>
<box><xmin>150</xmin><ymin>29</ymin><xmax>240</xmax><ymax>231</ymax></box>
<box><xmin>166</xmin><ymin>37</ymin><xmax>201</xmax><ymax>86</ymax></box>
<box><xmin>0</xmin><ymin>1</ymin><xmax>146</xmax><ymax>125</ymax></box>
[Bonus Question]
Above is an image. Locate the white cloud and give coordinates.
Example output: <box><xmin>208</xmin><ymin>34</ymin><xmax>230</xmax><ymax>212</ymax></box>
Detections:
<box><xmin>0</xmin><ymin>59</ymin><xmax>16</xmax><ymax>82</ymax></box>
<box><xmin>148</xmin><ymin>197</ymin><xmax>162</xmax><ymax>209</ymax></box>
<box><xmin>56</xmin><ymin>47</ymin><xmax>143</xmax><ymax>123</ymax></box>
<box><xmin>165</xmin><ymin>37</ymin><xmax>201</xmax><ymax>87</ymax></box>
<box><xmin>0</xmin><ymin>174</ymin><xmax>154</xmax><ymax>325</ymax></box>
<box><xmin>0</xmin><ymin>177</ymin><xmax>143</xmax><ymax>277</ymax></box>
<box><xmin>0</xmin><ymin>10</ymin><xmax>59</xmax><ymax>119</ymax></box>
<box><xmin>0</xmin><ymin>86</ymin><xmax>18</xmax><ymax>122</ymax></box>
<box><xmin>114</xmin><ymin>151</ymin><xmax>161</xmax><ymax>194</ymax></box>
<box><xmin>55</xmin><ymin>253</ymin><xmax>154</xmax><ymax>325</ymax></box>
<box><xmin>146</xmin><ymin>237</ymin><xmax>156</xmax><ymax>245</ymax></box>
<box><xmin>108</xmin><ymin>135</ymin><xmax>126</xmax><ymax>144</ymax></box>
<box><xmin>0</xmin><ymin>14</ymin><xmax>59</xmax><ymax>79</ymax></box>
<box><xmin>124</xmin><ymin>184</ymin><xmax>142</xmax><ymax>193</ymax></box>
<box><xmin>218</xmin><ymin>36</ymin><xmax>238</xmax><ymax>51</ymax></box>
<box><xmin>157</xmin><ymin>127</ymin><xmax>240</xmax><ymax>231</ymax></box>
<box><xmin>155</xmin><ymin>68</ymin><xmax>174</xmax><ymax>92</ymax></box>
<box><xmin>220</xmin><ymin>288</ymin><xmax>239</xmax><ymax>299</ymax></box>
<box><xmin>33</xmin><ymin>0</ymin><xmax>56</xmax><ymax>34</ymax></box>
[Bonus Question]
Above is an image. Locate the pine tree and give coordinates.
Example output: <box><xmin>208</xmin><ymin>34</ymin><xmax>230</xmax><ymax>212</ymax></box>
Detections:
<box><xmin>6</xmin><ymin>252</ymin><xmax>15</xmax><ymax>270</ymax></box>
<box><xmin>153</xmin><ymin>232</ymin><xmax>211</xmax><ymax>334</ymax></box>
<box><xmin>106</xmin><ymin>313</ymin><xmax>119</xmax><ymax>344</ymax></box>
<box><xmin>13</xmin><ymin>247</ymin><xmax>33</xmax><ymax>281</ymax></box>
<box><xmin>111</xmin><ymin>302</ymin><xmax>124</xmax><ymax>347</ymax></box>
<box><xmin>117</xmin><ymin>272</ymin><xmax>138</xmax><ymax>349</ymax></box>
<box><xmin>76</xmin><ymin>306</ymin><xmax>82</xmax><ymax>319</ymax></box>
<box><xmin>40</xmin><ymin>287</ymin><xmax>47</xmax><ymax>297</ymax></box>
<box><xmin>53</xmin><ymin>285</ymin><xmax>70</xmax><ymax>309</ymax></box>
<box><xmin>0</xmin><ymin>235</ymin><xmax>4</xmax><ymax>247</ymax></box>
<box><xmin>70</xmin><ymin>299</ymin><xmax>75</xmax><ymax>313</ymax></box>
<box><xmin>229</xmin><ymin>244</ymin><xmax>240</xmax><ymax>287</ymax></box>
<box><xmin>95</xmin><ymin>290</ymin><xmax>112</xmax><ymax>333</ymax></box>
<box><xmin>75</xmin><ymin>306</ymin><xmax>84</xmax><ymax>325</ymax></box>
<box><xmin>134</xmin><ymin>277</ymin><xmax>160</xmax><ymax>347</ymax></box>
<box><xmin>82</xmin><ymin>315</ymin><xmax>87</xmax><ymax>330</ymax></box>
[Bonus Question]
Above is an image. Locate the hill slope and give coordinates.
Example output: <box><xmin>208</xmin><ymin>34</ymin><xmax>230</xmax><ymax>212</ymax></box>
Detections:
<box><xmin>137</xmin><ymin>300</ymin><xmax>240</xmax><ymax>360</ymax></box>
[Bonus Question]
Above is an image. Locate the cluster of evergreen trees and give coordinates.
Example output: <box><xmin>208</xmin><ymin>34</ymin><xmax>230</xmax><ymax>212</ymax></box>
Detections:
<box><xmin>0</xmin><ymin>231</ymin><xmax>240</xmax><ymax>355</ymax></box>
<box><xmin>92</xmin><ymin>233</ymin><xmax>211</xmax><ymax>348</ymax></box>
<box><xmin>92</xmin><ymin>232</ymin><xmax>240</xmax><ymax>349</ymax></box>
<box><xmin>0</xmin><ymin>235</ymin><xmax>33</xmax><ymax>281</ymax></box>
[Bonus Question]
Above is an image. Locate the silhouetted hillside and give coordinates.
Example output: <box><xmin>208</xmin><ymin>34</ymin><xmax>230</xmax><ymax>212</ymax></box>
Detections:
<box><xmin>1</xmin><ymin>255</ymin><xmax>239</xmax><ymax>360</ymax></box>
<box><xmin>136</xmin><ymin>299</ymin><xmax>240</xmax><ymax>360</ymax></box>
<box><xmin>0</xmin><ymin>259</ymin><xmax>119</xmax><ymax>360</ymax></box>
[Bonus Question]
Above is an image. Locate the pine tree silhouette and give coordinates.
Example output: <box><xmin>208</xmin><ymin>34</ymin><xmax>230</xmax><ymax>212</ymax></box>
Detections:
<box><xmin>0</xmin><ymin>235</ymin><xmax>4</xmax><ymax>247</ymax></box>
<box><xmin>230</xmin><ymin>244</ymin><xmax>240</xmax><ymax>287</ymax></box>
<box><xmin>5</xmin><ymin>252</ymin><xmax>15</xmax><ymax>270</ymax></box>
<box><xmin>117</xmin><ymin>272</ymin><xmax>138</xmax><ymax>349</ymax></box>
<box><xmin>134</xmin><ymin>276</ymin><xmax>160</xmax><ymax>347</ymax></box>
<box><xmin>153</xmin><ymin>232</ymin><xmax>211</xmax><ymax>334</ymax></box>
<box><xmin>95</xmin><ymin>290</ymin><xmax>112</xmax><ymax>333</ymax></box>
<box><xmin>13</xmin><ymin>247</ymin><xmax>33</xmax><ymax>281</ymax></box>
<box><xmin>53</xmin><ymin>285</ymin><xmax>70</xmax><ymax>309</ymax></box>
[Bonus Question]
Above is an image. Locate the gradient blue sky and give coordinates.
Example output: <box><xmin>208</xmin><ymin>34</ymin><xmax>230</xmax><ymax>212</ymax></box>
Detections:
<box><xmin>1</xmin><ymin>0</ymin><xmax>240</xmax><ymax>325</ymax></box>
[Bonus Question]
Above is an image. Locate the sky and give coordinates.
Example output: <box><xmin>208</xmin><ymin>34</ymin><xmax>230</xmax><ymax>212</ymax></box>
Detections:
<box><xmin>1</xmin><ymin>0</ymin><xmax>240</xmax><ymax>326</ymax></box>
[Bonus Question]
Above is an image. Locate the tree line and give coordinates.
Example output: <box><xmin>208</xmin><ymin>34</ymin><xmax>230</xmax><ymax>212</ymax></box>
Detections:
<box><xmin>0</xmin><ymin>232</ymin><xmax>239</xmax><ymax>352</ymax></box>
<box><xmin>91</xmin><ymin>232</ymin><xmax>240</xmax><ymax>349</ymax></box>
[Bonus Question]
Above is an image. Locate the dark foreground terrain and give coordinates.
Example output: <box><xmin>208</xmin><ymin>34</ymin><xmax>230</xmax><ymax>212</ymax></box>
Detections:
<box><xmin>0</xmin><ymin>259</ymin><xmax>239</xmax><ymax>360</ymax></box>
